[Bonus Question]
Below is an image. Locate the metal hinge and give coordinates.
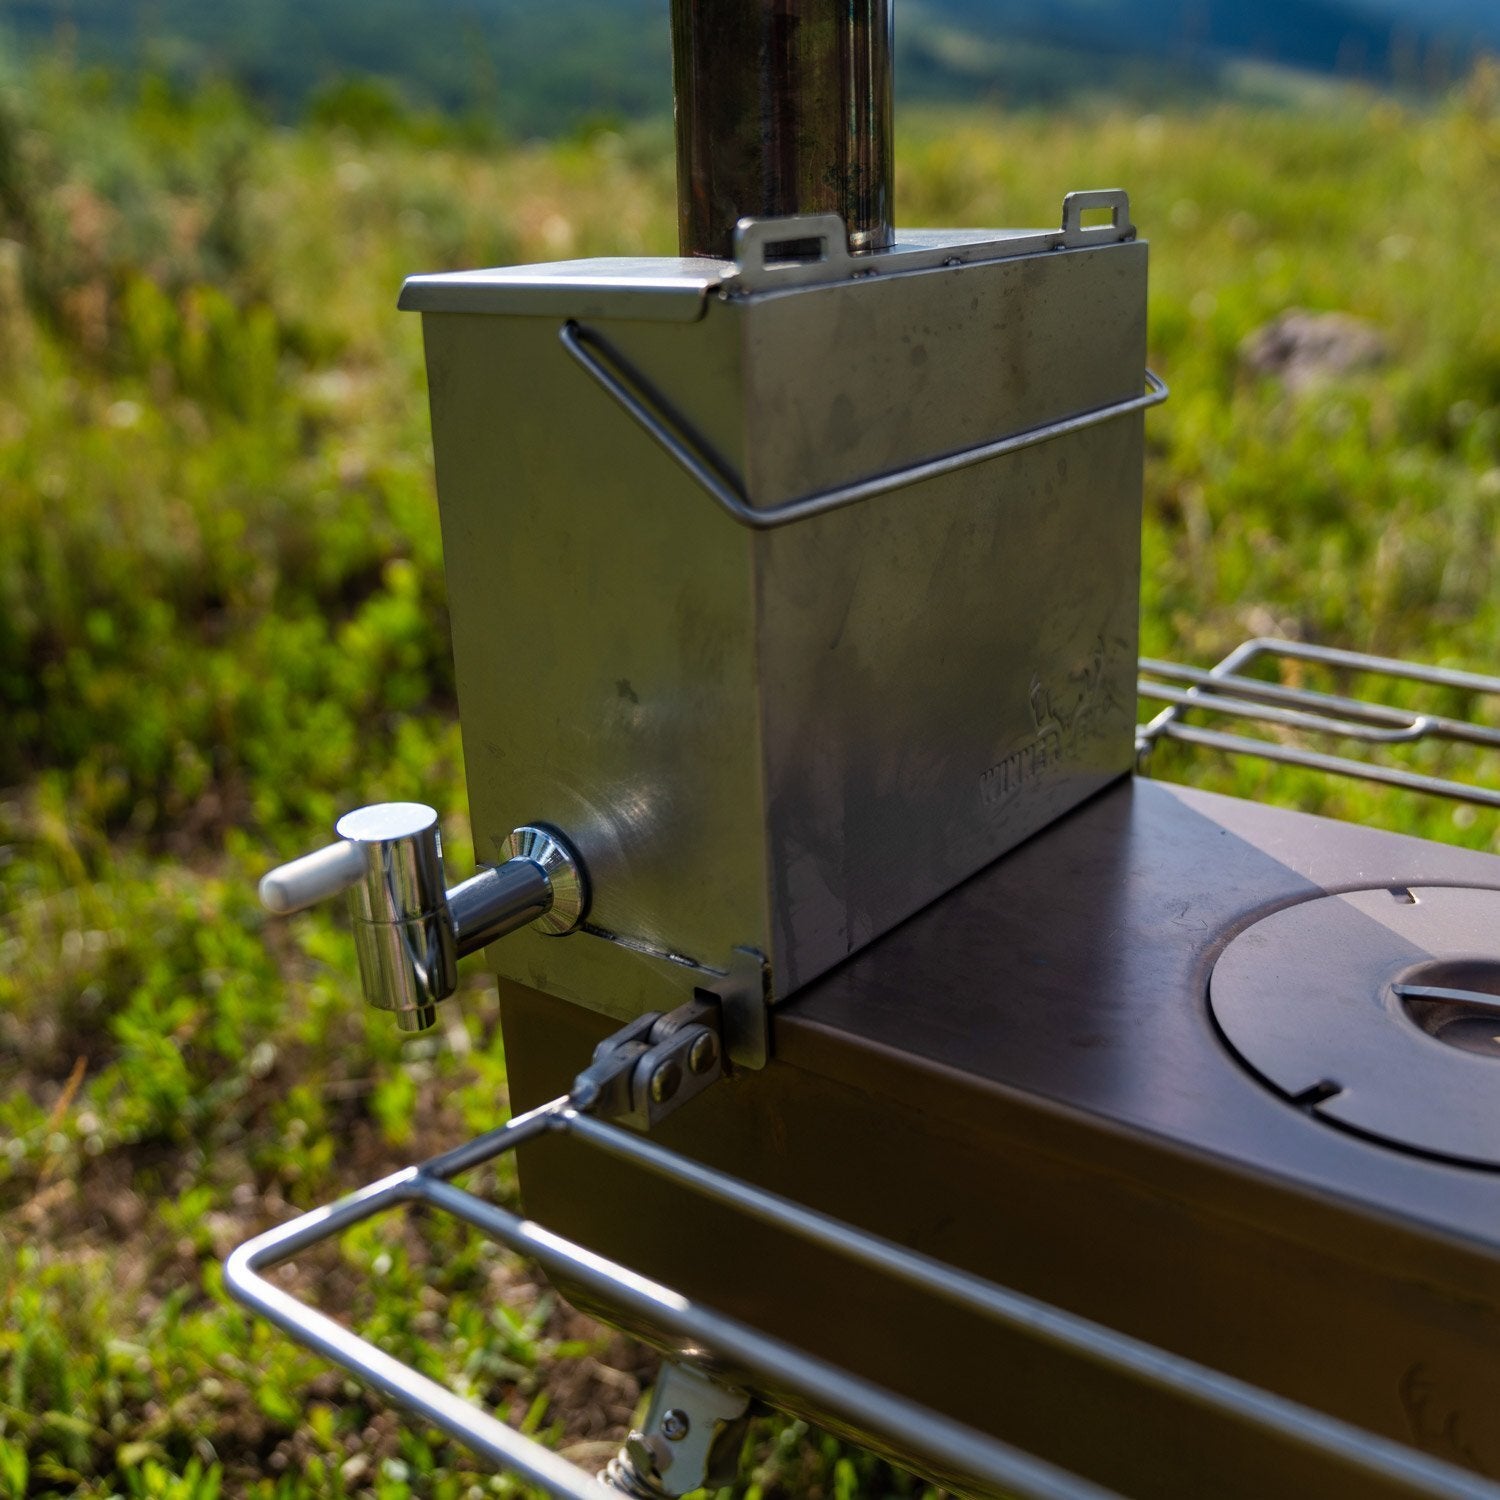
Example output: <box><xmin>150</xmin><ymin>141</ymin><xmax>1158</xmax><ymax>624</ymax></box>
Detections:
<box><xmin>570</xmin><ymin>997</ymin><xmax>727</xmax><ymax>1130</ymax></box>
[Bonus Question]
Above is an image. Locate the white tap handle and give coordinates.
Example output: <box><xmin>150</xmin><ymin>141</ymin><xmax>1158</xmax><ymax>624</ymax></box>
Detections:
<box><xmin>259</xmin><ymin>839</ymin><xmax>367</xmax><ymax>915</ymax></box>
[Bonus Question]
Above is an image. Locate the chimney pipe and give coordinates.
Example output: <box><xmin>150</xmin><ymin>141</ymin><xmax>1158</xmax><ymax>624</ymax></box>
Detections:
<box><xmin>670</xmin><ymin>0</ymin><xmax>895</xmax><ymax>260</ymax></box>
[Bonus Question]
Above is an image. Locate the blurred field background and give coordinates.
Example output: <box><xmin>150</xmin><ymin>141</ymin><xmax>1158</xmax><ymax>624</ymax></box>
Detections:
<box><xmin>2</xmin><ymin>36</ymin><xmax>1500</xmax><ymax>1500</ymax></box>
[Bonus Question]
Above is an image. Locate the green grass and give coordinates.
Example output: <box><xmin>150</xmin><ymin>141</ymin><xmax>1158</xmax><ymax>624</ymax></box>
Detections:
<box><xmin>2</xmin><ymin>55</ymin><xmax>1499</xmax><ymax>1499</ymax></box>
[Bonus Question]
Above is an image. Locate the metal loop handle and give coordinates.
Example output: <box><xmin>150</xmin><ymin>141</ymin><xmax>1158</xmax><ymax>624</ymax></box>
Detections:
<box><xmin>560</xmin><ymin>320</ymin><xmax>1168</xmax><ymax>532</ymax></box>
<box><xmin>226</xmin><ymin>1098</ymin><xmax>1500</xmax><ymax>1500</ymax></box>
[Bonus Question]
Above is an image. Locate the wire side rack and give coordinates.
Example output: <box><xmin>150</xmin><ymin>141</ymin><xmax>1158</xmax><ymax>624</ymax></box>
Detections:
<box><xmin>225</xmin><ymin>1095</ymin><xmax>1500</xmax><ymax>1500</ymax></box>
<box><xmin>1137</xmin><ymin>637</ymin><xmax>1500</xmax><ymax>809</ymax></box>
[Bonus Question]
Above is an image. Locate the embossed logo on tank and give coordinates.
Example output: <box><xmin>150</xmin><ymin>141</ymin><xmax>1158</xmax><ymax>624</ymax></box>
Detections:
<box><xmin>1399</xmin><ymin>1362</ymin><xmax>1488</xmax><ymax>1472</ymax></box>
<box><xmin>980</xmin><ymin>639</ymin><xmax>1114</xmax><ymax>809</ymax></box>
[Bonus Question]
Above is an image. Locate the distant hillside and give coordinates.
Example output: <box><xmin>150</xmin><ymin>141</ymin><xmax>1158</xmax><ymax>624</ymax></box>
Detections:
<box><xmin>926</xmin><ymin>0</ymin><xmax>1410</xmax><ymax>80</ymax></box>
<box><xmin>0</xmin><ymin>0</ymin><xmax>672</xmax><ymax>134</ymax></box>
<box><xmin>0</xmin><ymin>0</ymin><xmax>1495</xmax><ymax>131</ymax></box>
<box><xmin>1359</xmin><ymin>0</ymin><xmax>1500</xmax><ymax>49</ymax></box>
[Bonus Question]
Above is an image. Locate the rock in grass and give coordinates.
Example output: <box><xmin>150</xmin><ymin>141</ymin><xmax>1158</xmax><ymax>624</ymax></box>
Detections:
<box><xmin>1241</xmin><ymin>310</ymin><xmax>1387</xmax><ymax>393</ymax></box>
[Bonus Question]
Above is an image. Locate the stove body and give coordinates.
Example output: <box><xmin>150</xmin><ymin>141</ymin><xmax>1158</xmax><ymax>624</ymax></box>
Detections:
<box><xmin>500</xmin><ymin>777</ymin><xmax>1500</xmax><ymax>1494</ymax></box>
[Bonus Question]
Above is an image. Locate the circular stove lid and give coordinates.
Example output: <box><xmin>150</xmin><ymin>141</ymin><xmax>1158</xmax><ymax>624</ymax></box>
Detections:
<box><xmin>1210</xmin><ymin>884</ymin><xmax>1500</xmax><ymax>1169</ymax></box>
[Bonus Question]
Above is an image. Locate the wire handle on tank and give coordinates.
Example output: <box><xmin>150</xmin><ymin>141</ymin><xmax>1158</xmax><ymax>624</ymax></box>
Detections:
<box><xmin>561</xmin><ymin>319</ymin><xmax>1168</xmax><ymax>532</ymax></box>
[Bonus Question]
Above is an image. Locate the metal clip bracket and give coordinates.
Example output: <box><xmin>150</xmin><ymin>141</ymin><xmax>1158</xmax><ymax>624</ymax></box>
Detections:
<box><xmin>570</xmin><ymin>997</ymin><xmax>725</xmax><ymax>1130</ymax></box>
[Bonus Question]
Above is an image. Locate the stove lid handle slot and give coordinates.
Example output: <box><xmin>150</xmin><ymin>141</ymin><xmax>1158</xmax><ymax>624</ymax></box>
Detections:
<box><xmin>560</xmin><ymin>319</ymin><xmax>1167</xmax><ymax>532</ymax></box>
<box><xmin>1061</xmin><ymin>189</ymin><xmax>1136</xmax><ymax>246</ymax></box>
<box><xmin>732</xmin><ymin>213</ymin><xmax>854</xmax><ymax>278</ymax></box>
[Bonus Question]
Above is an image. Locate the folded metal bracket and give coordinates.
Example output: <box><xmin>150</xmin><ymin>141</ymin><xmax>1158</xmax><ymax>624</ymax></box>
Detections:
<box><xmin>225</xmin><ymin>1094</ymin><xmax>1500</xmax><ymax>1500</ymax></box>
<box><xmin>1138</xmin><ymin>637</ymin><xmax>1500</xmax><ymax>808</ymax></box>
<box><xmin>560</xmin><ymin>319</ymin><xmax>1167</xmax><ymax>532</ymax></box>
<box><xmin>712</xmin><ymin>945</ymin><xmax>770</xmax><ymax>1071</ymax></box>
<box><xmin>602</xmin><ymin>1359</ymin><xmax>753</xmax><ymax>1497</ymax></box>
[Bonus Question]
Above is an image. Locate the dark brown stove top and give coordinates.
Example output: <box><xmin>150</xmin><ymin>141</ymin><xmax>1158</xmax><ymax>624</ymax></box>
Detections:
<box><xmin>780</xmin><ymin>775</ymin><xmax>1500</xmax><ymax>1250</ymax></box>
<box><xmin>503</xmin><ymin>776</ymin><xmax>1500</xmax><ymax>1489</ymax></box>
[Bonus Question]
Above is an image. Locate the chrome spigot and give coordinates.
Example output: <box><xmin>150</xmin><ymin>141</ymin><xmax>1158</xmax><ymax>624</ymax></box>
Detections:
<box><xmin>259</xmin><ymin>804</ymin><xmax>586</xmax><ymax>1032</ymax></box>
